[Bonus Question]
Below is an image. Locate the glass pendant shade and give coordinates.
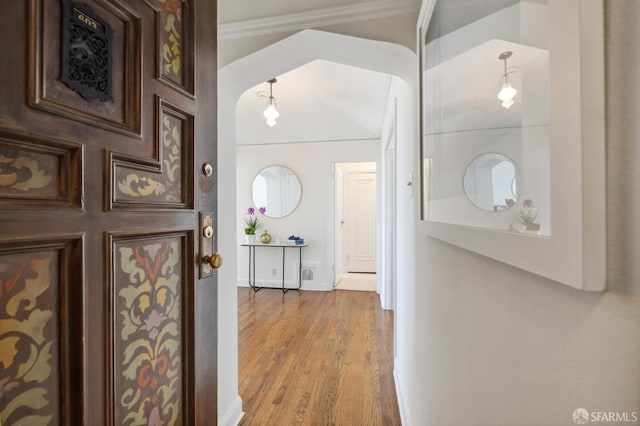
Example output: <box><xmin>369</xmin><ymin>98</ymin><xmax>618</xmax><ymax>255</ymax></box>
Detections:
<box><xmin>497</xmin><ymin>51</ymin><xmax>517</xmax><ymax>109</ymax></box>
<box><xmin>501</xmin><ymin>99</ymin><xmax>514</xmax><ymax>109</ymax></box>
<box><xmin>261</xmin><ymin>79</ymin><xmax>279</xmax><ymax>127</ymax></box>
<box><xmin>498</xmin><ymin>78</ymin><xmax>517</xmax><ymax>102</ymax></box>
<box><xmin>263</xmin><ymin>97</ymin><xmax>279</xmax><ymax>126</ymax></box>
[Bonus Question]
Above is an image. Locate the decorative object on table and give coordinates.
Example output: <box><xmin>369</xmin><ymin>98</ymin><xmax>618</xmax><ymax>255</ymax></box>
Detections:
<box><xmin>288</xmin><ymin>235</ymin><xmax>304</xmax><ymax>245</ymax></box>
<box><xmin>516</xmin><ymin>199</ymin><xmax>540</xmax><ymax>231</ymax></box>
<box><xmin>260</xmin><ymin>230</ymin><xmax>272</xmax><ymax>244</ymax></box>
<box><xmin>244</xmin><ymin>206</ymin><xmax>266</xmax><ymax>243</ymax></box>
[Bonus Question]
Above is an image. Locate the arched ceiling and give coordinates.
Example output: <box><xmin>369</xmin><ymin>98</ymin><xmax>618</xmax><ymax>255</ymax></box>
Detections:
<box><xmin>235</xmin><ymin>60</ymin><xmax>393</xmax><ymax>145</ymax></box>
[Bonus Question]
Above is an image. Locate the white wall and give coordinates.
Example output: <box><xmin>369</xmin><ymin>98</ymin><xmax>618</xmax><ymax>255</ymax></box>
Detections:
<box><xmin>392</xmin><ymin>1</ymin><xmax>640</xmax><ymax>424</ymax></box>
<box><xmin>379</xmin><ymin>99</ymin><xmax>394</xmax><ymax>308</ymax></box>
<box><xmin>386</xmin><ymin>75</ymin><xmax>419</xmax><ymax>425</ymax></box>
<box><xmin>236</xmin><ymin>141</ymin><xmax>380</xmax><ymax>290</ymax></box>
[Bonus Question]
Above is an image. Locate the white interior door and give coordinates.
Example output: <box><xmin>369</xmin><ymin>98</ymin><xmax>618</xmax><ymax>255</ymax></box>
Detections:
<box><xmin>345</xmin><ymin>171</ymin><xmax>377</xmax><ymax>272</ymax></box>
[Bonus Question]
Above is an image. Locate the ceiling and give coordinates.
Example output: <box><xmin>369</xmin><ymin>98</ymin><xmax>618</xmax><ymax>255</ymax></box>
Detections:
<box><xmin>226</xmin><ymin>1</ymin><xmax>548</xmax><ymax>147</ymax></box>
<box><xmin>220</xmin><ymin>1</ymin><xmax>415</xmax><ymax>146</ymax></box>
<box><xmin>218</xmin><ymin>0</ymin><xmax>417</xmax><ymax>25</ymax></box>
<box><xmin>235</xmin><ymin>60</ymin><xmax>393</xmax><ymax>145</ymax></box>
<box><xmin>424</xmin><ymin>39</ymin><xmax>549</xmax><ymax>135</ymax></box>
<box><xmin>425</xmin><ymin>0</ymin><xmax>518</xmax><ymax>43</ymax></box>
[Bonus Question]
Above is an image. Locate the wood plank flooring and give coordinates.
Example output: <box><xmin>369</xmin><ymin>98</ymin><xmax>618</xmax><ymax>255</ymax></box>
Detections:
<box><xmin>238</xmin><ymin>288</ymin><xmax>401</xmax><ymax>426</ymax></box>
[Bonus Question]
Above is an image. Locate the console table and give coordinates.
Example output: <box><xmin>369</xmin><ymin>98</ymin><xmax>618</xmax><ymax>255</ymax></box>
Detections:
<box><xmin>241</xmin><ymin>242</ymin><xmax>309</xmax><ymax>294</ymax></box>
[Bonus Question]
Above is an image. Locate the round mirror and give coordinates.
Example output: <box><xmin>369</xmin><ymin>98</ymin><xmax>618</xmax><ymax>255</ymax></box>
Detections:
<box><xmin>463</xmin><ymin>153</ymin><xmax>522</xmax><ymax>212</ymax></box>
<box><xmin>252</xmin><ymin>166</ymin><xmax>302</xmax><ymax>218</ymax></box>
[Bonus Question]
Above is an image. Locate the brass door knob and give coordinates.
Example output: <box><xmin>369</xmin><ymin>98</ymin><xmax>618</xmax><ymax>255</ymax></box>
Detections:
<box><xmin>204</xmin><ymin>253</ymin><xmax>222</xmax><ymax>269</ymax></box>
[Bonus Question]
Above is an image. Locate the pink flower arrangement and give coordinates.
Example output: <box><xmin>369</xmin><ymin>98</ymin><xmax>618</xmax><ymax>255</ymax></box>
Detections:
<box><xmin>517</xmin><ymin>199</ymin><xmax>538</xmax><ymax>226</ymax></box>
<box><xmin>244</xmin><ymin>206</ymin><xmax>266</xmax><ymax>234</ymax></box>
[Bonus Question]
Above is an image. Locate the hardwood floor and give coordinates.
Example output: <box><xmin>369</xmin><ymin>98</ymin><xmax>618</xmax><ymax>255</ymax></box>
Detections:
<box><xmin>238</xmin><ymin>287</ymin><xmax>401</xmax><ymax>426</ymax></box>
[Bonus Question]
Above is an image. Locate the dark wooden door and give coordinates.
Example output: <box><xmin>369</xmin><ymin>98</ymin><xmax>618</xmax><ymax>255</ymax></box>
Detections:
<box><xmin>0</xmin><ymin>0</ymin><xmax>218</xmax><ymax>424</ymax></box>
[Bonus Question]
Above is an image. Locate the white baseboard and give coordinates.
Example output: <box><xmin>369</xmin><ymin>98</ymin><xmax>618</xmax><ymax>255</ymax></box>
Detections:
<box><xmin>237</xmin><ymin>279</ymin><xmax>332</xmax><ymax>291</ymax></box>
<box><xmin>302</xmin><ymin>280</ymin><xmax>332</xmax><ymax>291</ymax></box>
<box><xmin>219</xmin><ymin>394</ymin><xmax>244</xmax><ymax>426</ymax></box>
<box><xmin>394</xmin><ymin>363</ymin><xmax>410</xmax><ymax>426</ymax></box>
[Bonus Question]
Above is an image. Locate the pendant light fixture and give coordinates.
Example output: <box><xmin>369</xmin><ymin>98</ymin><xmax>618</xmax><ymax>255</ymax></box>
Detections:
<box><xmin>497</xmin><ymin>51</ymin><xmax>517</xmax><ymax>109</ymax></box>
<box><xmin>262</xmin><ymin>78</ymin><xmax>279</xmax><ymax>127</ymax></box>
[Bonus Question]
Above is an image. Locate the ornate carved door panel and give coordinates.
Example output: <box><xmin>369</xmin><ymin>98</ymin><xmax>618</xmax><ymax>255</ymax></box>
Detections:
<box><xmin>0</xmin><ymin>0</ymin><xmax>217</xmax><ymax>424</ymax></box>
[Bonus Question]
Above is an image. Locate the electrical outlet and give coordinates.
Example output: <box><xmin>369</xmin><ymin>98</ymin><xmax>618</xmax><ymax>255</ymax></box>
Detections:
<box><xmin>272</xmin><ymin>268</ymin><xmax>277</xmax><ymax>276</ymax></box>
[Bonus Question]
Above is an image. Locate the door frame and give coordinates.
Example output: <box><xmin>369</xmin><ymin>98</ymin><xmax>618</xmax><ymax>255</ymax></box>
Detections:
<box><xmin>381</xmin><ymin>96</ymin><xmax>398</xmax><ymax>311</ymax></box>
<box><xmin>217</xmin><ymin>30</ymin><xmax>416</xmax><ymax>423</ymax></box>
<box><xmin>332</xmin><ymin>161</ymin><xmax>379</xmax><ymax>285</ymax></box>
<box><xmin>333</xmin><ymin>163</ymin><xmax>345</xmax><ymax>286</ymax></box>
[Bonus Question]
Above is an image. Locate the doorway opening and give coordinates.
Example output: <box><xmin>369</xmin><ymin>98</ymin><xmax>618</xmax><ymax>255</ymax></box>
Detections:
<box><xmin>334</xmin><ymin>162</ymin><xmax>377</xmax><ymax>292</ymax></box>
<box><xmin>218</xmin><ymin>28</ymin><xmax>416</xmax><ymax>424</ymax></box>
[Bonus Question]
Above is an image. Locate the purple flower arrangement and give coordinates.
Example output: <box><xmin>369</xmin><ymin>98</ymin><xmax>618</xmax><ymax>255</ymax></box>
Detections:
<box><xmin>517</xmin><ymin>199</ymin><xmax>539</xmax><ymax>229</ymax></box>
<box><xmin>244</xmin><ymin>206</ymin><xmax>266</xmax><ymax>234</ymax></box>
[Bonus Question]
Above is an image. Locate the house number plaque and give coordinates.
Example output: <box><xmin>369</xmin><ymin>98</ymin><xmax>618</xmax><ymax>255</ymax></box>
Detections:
<box><xmin>60</xmin><ymin>0</ymin><xmax>114</xmax><ymax>102</ymax></box>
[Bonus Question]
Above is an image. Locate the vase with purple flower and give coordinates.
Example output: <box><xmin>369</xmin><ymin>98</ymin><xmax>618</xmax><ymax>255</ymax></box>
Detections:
<box><xmin>244</xmin><ymin>206</ymin><xmax>266</xmax><ymax>243</ymax></box>
<box><xmin>517</xmin><ymin>199</ymin><xmax>540</xmax><ymax>231</ymax></box>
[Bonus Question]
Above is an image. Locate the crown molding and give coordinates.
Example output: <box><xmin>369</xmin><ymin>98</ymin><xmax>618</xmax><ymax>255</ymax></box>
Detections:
<box><xmin>218</xmin><ymin>0</ymin><xmax>420</xmax><ymax>40</ymax></box>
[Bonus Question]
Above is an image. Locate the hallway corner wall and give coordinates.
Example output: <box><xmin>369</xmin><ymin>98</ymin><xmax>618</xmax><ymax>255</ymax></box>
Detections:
<box><xmin>395</xmin><ymin>1</ymin><xmax>640</xmax><ymax>424</ymax></box>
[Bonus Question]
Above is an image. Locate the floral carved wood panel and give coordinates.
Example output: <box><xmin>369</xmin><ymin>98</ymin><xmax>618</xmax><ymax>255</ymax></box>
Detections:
<box><xmin>112</xmin><ymin>98</ymin><xmax>193</xmax><ymax>209</ymax></box>
<box><xmin>157</xmin><ymin>0</ymin><xmax>183</xmax><ymax>85</ymax></box>
<box><xmin>111</xmin><ymin>234</ymin><xmax>188</xmax><ymax>425</ymax></box>
<box><xmin>0</xmin><ymin>131</ymin><xmax>83</xmax><ymax>209</ymax></box>
<box><xmin>0</xmin><ymin>147</ymin><xmax>56</xmax><ymax>197</ymax></box>
<box><xmin>0</xmin><ymin>251</ymin><xmax>60</xmax><ymax>425</ymax></box>
<box><xmin>152</xmin><ymin>0</ymin><xmax>192</xmax><ymax>93</ymax></box>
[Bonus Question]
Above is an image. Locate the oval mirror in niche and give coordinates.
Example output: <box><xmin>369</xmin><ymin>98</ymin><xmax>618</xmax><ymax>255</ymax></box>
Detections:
<box><xmin>463</xmin><ymin>153</ymin><xmax>522</xmax><ymax>212</ymax></box>
<box><xmin>252</xmin><ymin>165</ymin><xmax>302</xmax><ymax>218</ymax></box>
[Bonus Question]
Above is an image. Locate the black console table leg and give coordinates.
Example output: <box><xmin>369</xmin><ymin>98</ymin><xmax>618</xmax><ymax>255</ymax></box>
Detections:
<box><xmin>243</xmin><ymin>243</ymin><xmax>307</xmax><ymax>294</ymax></box>
<box><xmin>248</xmin><ymin>245</ymin><xmax>260</xmax><ymax>292</ymax></box>
<box><xmin>282</xmin><ymin>246</ymin><xmax>287</xmax><ymax>293</ymax></box>
<box><xmin>297</xmin><ymin>246</ymin><xmax>303</xmax><ymax>290</ymax></box>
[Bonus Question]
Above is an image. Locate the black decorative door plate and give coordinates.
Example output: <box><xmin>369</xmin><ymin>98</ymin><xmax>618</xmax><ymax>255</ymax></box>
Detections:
<box><xmin>60</xmin><ymin>0</ymin><xmax>114</xmax><ymax>102</ymax></box>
